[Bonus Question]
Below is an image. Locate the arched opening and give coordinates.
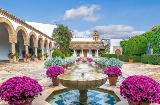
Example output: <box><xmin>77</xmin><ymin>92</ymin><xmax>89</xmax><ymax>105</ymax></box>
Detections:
<box><xmin>0</xmin><ymin>23</ymin><xmax>11</xmax><ymax>60</ymax></box>
<box><xmin>16</xmin><ymin>27</ymin><xmax>28</xmax><ymax>60</ymax></box>
<box><xmin>115</xmin><ymin>49</ymin><xmax>121</xmax><ymax>56</ymax></box>
<box><xmin>29</xmin><ymin>34</ymin><xmax>36</xmax><ymax>59</ymax></box>
<box><xmin>38</xmin><ymin>37</ymin><xmax>43</xmax><ymax>59</ymax></box>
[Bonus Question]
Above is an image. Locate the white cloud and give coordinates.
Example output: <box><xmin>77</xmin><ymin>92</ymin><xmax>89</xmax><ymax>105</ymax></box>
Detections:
<box><xmin>63</xmin><ymin>4</ymin><xmax>101</xmax><ymax>22</ymax></box>
<box><xmin>72</xmin><ymin>25</ymin><xmax>145</xmax><ymax>39</ymax></box>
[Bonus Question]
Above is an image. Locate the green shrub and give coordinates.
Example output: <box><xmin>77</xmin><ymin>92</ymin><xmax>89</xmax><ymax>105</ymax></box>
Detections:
<box><xmin>52</xmin><ymin>50</ymin><xmax>64</xmax><ymax>59</ymax></box>
<box><xmin>101</xmin><ymin>54</ymin><xmax>117</xmax><ymax>58</ymax></box>
<box><xmin>118</xmin><ymin>55</ymin><xmax>129</xmax><ymax>62</ymax></box>
<box><xmin>119</xmin><ymin>55</ymin><xmax>141</xmax><ymax>62</ymax></box>
<box><xmin>141</xmin><ymin>54</ymin><xmax>160</xmax><ymax>65</ymax></box>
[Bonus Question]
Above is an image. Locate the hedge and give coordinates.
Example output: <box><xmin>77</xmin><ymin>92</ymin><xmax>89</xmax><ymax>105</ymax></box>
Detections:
<box><xmin>119</xmin><ymin>55</ymin><xmax>141</xmax><ymax>62</ymax></box>
<box><xmin>101</xmin><ymin>54</ymin><xmax>118</xmax><ymax>58</ymax></box>
<box><xmin>141</xmin><ymin>54</ymin><xmax>160</xmax><ymax>65</ymax></box>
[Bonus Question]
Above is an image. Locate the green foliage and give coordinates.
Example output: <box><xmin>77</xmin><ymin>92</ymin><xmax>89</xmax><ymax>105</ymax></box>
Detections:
<box><xmin>43</xmin><ymin>53</ymin><xmax>49</xmax><ymax>58</ymax></box>
<box><xmin>120</xmin><ymin>40</ymin><xmax>128</xmax><ymax>55</ymax></box>
<box><xmin>101</xmin><ymin>54</ymin><xmax>117</xmax><ymax>58</ymax></box>
<box><xmin>118</xmin><ymin>55</ymin><xmax>129</xmax><ymax>62</ymax></box>
<box><xmin>52</xmin><ymin>24</ymin><xmax>72</xmax><ymax>56</ymax></box>
<box><xmin>141</xmin><ymin>54</ymin><xmax>160</xmax><ymax>65</ymax></box>
<box><xmin>52</xmin><ymin>50</ymin><xmax>64</xmax><ymax>59</ymax></box>
<box><xmin>119</xmin><ymin>55</ymin><xmax>141</xmax><ymax>62</ymax></box>
<box><xmin>121</xmin><ymin>36</ymin><xmax>148</xmax><ymax>56</ymax></box>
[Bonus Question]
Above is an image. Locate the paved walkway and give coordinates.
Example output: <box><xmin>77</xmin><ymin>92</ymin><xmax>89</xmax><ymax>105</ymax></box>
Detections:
<box><xmin>0</xmin><ymin>61</ymin><xmax>160</xmax><ymax>105</ymax></box>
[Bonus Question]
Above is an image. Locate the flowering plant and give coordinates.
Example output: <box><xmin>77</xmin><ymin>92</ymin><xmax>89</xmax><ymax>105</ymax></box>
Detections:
<box><xmin>0</xmin><ymin>76</ymin><xmax>42</xmax><ymax>105</ymax></box>
<box><xmin>8</xmin><ymin>52</ymin><xmax>14</xmax><ymax>59</ymax></box>
<box><xmin>120</xmin><ymin>75</ymin><xmax>160</xmax><ymax>104</ymax></box>
<box><xmin>76</xmin><ymin>57</ymin><xmax>82</xmax><ymax>62</ymax></box>
<box><xmin>86</xmin><ymin>57</ymin><xmax>93</xmax><ymax>62</ymax></box>
<box><xmin>104</xmin><ymin>66</ymin><xmax>122</xmax><ymax>76</ymax></box>
<box><xmin>14</xmin><ymin>53</ymin><xmax>21</xmax><ymax>58</ymax></box>
<box><xmin>46</xmin><ymin>66</ymin><xmax>64</xmax><ymax>78</ymax></box>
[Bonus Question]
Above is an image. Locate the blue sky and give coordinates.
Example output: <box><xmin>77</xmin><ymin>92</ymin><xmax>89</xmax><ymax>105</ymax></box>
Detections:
<box><xmin>1</xmin><ymin>0</ymin><xmax>160</xmax><ymax>38</ymax></box>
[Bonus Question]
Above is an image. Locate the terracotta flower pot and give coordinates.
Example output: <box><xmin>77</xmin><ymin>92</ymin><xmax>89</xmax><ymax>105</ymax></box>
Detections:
<box><xmin>9</xmin><ymin>98</ymin><xmax>33</xmax><ymax>105</ymax></box>
<box><xmin>129</xmin><ymin>59</ymin><xmax>133</xmax><ymax>63</ymax></box>
<box><xmin>108</xmin><ymin>76</ymin><xmax>118</xmax><ymax>86</ymax></box>
<box><xmin>52</xmin><ymin>77</ymin><xmax>59</xmax><ymax>86</ymax></box>
<box><xmin>127</xmin><ymin>98</ymin><xmax>150</xmax><ymax>105</ymax></box>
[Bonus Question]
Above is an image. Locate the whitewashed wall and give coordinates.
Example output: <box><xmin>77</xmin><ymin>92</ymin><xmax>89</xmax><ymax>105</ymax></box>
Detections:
<box><xmin>110</xmin><ymin>39</ymin><xmax>123</xmax><ymax>54</ymax></box>
<box><xmin>0</xmin><ymin>23</ymin><xmax>11</xmax><ymax>60</ymax></box>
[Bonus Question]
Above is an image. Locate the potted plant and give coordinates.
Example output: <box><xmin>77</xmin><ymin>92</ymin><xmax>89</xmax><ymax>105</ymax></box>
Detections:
<box><xmin>120</xmin><ymin>75</ymin><xmax>160</xmax><ymax>105</ymax></box>
<box><xmin>0</xmin><ymin>76</ymin><xmax>42</xmax><ymax>105</ymax></box>
<box><xmin>14</xmin><ymin>53</ymin><xmax>21</xmax><ymax>61</ymax></box>
<box><xmin>23</xmin><ymin>54</ymin><xmax>31</xmax><ymax>62</ymax></box>
<box><xmin>8</xmin><ymin>52</ymin><xmax>14</xmax><ymax>63</ymax></box>
<box><xmin>76</xmin><ymin>57</ymin><xmax>82</xmax><ymax>64</ymax></box>
<box><xmin>104</xmin><ymin>66</ymin><xmax>122</xmax><ymax>86</ymax></box>
<box><xmin>43</xmin><ymin>53</ymin><xmax>49</xmax><ymax>60</ymax></box>
<box><xmin>46</xmin><ymin>65</ymin><xmax>64</xmax><ymax>86</ymax></box>
<box><xmin>34</xmin><ymin>54</ymin><xmax>38</xmax><ymax>62</ymax></box>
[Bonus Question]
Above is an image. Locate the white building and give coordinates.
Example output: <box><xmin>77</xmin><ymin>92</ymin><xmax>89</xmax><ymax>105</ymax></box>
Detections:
<box><xmin>0</xmin><ymin>8</ymin><xmax>123</xmax><ymax>62</ymax></box>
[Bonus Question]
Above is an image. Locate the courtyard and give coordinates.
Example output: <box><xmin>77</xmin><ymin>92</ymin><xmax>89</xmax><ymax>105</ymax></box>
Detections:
<box><xmin>0</xmin><ymin>60</ymin><xmax>160</xmax><ymax>105</ymax></box>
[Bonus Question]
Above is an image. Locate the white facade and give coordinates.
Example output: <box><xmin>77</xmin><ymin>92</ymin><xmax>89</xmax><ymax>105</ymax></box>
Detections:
<box><xmin>0</xmin><ymin>8</ymin><xmax>54</xmax><ymax>61</ymax></box>
<box><xmin>110</xmin><ymin>39</ymin><xmax>123</xmax><ymax>54</ymax></box>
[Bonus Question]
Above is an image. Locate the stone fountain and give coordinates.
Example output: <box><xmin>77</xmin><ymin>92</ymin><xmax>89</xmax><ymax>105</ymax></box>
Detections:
<box><xmin>58</xmin><ymin>63</ymin><xmax>107</xmax><ymax>102</ymax></box>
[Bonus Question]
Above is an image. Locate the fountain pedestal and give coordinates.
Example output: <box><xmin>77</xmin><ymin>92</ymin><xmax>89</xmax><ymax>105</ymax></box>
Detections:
<box><xmin>58</xmin><ymin>64</ymin><xmax>107</xmax><ymax>103</ymax></box>
<box><xmin>79</xmin><ymin>90</ymin><xmax>88</xmax><ymax>102</ymax></box>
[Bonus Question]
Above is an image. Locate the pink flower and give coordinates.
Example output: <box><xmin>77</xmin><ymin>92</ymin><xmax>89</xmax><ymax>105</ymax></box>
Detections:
<box><xmin>0</xmin><ymin>76</ymin><xmax>42</xmax><ymax>105</ymax></box>
<box><xmin>46</xmin><ymin>66</ymin><xmax>64</xmax><ymax>78</ymax></box>
<box><xmin>120</xmin><ymin>75</ymin><xmax>160</xmax><ymax>104</ymax></box>
<box><xmin>104</xmin><ymin>66</ymin><xmax>122</xmax><ymax>76</ymax></box>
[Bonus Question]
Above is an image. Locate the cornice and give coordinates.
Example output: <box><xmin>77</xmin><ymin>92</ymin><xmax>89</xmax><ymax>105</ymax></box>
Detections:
<box><xmin>0</xmin><ymin>8</ymin><xmax>53</xmax><ymax>40</ymax></box>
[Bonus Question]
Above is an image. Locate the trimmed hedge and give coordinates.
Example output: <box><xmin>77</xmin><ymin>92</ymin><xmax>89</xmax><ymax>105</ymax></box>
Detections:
<box><xmin>101</xmin><ymin>54</ymin><xmax>117</xmax><ymax>58</ymax></box>
<box><xmin>141</xmin><ymin>54</ymin><xmax>160</xmax><ymax>65</ymax></box>
<box><xmin>119</xmin><ymin>55</ymin><xmax>141</xmax><ymax>62</ymax></box>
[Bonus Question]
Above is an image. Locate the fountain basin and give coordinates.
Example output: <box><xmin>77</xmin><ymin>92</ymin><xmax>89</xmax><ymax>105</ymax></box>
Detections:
<box><xmin>45</xmin><ymin>88</ymin><xmax>121</xmax><ymax>105</ymax></box>
<box><xmin>58</xmin><ymin>72</ymin><xmax>107</xmax><ymax>90</ymax></box>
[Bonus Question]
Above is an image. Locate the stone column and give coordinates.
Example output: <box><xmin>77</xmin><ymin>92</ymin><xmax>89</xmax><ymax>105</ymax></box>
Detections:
<box><xmin>11</xmin><ymin>42</ymin><xmax>16</xmax><ymax>62</ymax></box>
<box><xmin>96</xmin><ymin>49</ymin><xmax>99</xmax><ymax>57</ymax></box>
<box><xmin>73</xmin><ymin>49</ymin><xmax>76</xmax><ymax>57</ymax></box>
<box><xmin>41</xmin><ymin>47</ymin><xmax>44</xmax><ymax>60</ymax></box>
<box><xmin>50</xmin><ymin>50</ymin><xmax>52</xmax><ymax>59</ymax></box>
<box><xmin>25</xmin><ymin>45</ymin><xmax>29</xmax><ymax>54</ymax></box>
<box><xmin>34</xmin><ymin>47</ymin><xmax>37</xmax><ymax>56</ymax></box>
<box><xmin>89</xmin><ymin>49</ymin><xmax>91</xmax><ymax>57</ymax></box>
<box><xmin>81</xmin><ymin>49</ymin><xmax>84</xmax><ymax>57</ymax></box>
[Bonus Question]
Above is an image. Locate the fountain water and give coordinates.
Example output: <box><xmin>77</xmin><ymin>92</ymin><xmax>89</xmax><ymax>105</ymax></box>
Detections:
<box><xmin>58</xmin><ymin>62</ymin><xmax>107</xmax><ymax>102</ymax></box>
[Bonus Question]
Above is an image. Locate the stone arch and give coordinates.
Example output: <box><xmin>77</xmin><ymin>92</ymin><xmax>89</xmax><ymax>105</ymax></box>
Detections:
<box><xmin>0</xmin><ymin>17</ymin><xmax>16</xmax><ymax>43</ymax></box>
<box><xmin>16</xmin><ymin>26</ymin><xmax>28</xmax><ymax>45</ymax></box>
<box><xmin>29</xmin><ymin>31</ymin><xmax>37</xmax><ymax>47</ymax></box>
<box><xmin>38</xmin><ymin>35</ymin><xmax>44</xmax><ymax>48</ymax></box>
<box><xmin>44</xmin><ymin>38</ymin><xmax>49</xmax><ymax>49</ymax></box>
<box><xmin>49</xmin><ymin>41</ymin><xmax>53</xmax><ymax>50</ymax></box>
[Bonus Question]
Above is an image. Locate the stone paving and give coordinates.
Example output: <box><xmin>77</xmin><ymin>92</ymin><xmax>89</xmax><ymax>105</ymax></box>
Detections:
<box><xmin>0</xmin><ymin>61</ymin><xmax>160</xmax><ymax>105</ymax></box>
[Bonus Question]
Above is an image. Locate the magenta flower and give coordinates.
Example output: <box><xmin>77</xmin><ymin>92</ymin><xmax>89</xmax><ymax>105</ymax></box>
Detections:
<box><xmin>76</xmin><ymin>57</ymin><xmax>82</xmax><ymax>62</ymax></box>
<box><xmin>120</xmin><ymin>75</ymin><xmax>160</xmax><ymax>104</ymax></box>
<box><xmin>0</xmin><ymin>76</ymin><xmax>42</xmax><ymax>105</ymax></box>
<box><xmin>86</xmin><ymin>57</ymin><xmax>93</xmax><ymax>62</ymax></box>
<box><xmin>104</xmin><ymin>66</ymin><xmax>122</xmax><ymax>76</ymax></box>
<box><xmin>46</xmin><ymin>66</ymin><xmax>64</xmax><ymax>78</ymax></box>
